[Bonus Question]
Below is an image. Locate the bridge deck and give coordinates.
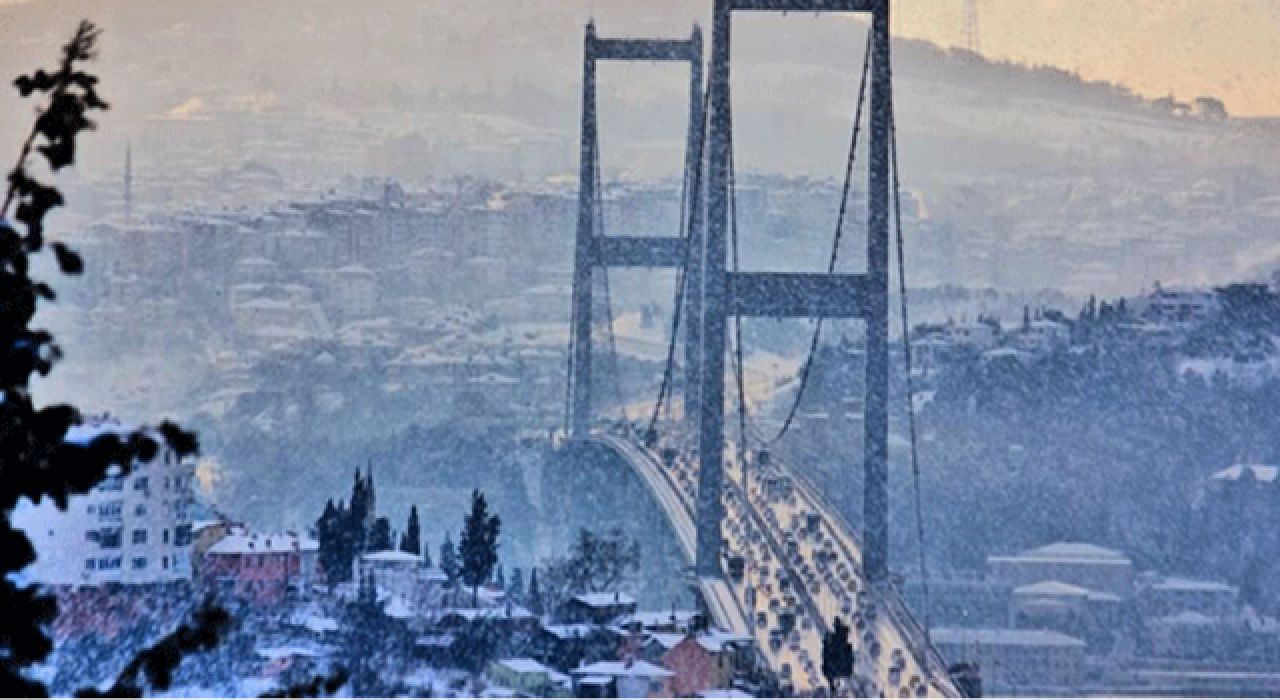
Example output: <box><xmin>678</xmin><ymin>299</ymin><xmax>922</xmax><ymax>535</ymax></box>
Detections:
<box><xmin>591</xmin><ymin>432</ymin><xmax>960</xmax><ymax>697</ymax></box>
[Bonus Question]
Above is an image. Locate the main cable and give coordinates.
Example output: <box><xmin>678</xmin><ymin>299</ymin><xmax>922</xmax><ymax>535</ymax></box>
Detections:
<box><xmin>760</xmin><ymin>29</ymin><xmax>873</xmax><ymax>448</ymax></box>
<box><xmin>890</xmin><ymin>75</ymin><xmax>932</xmax><ymax>648</ymax></box>
<box><xmin>593</xmin><ymin>142</ymin><xmax>628</xmax><ymax>424</ymax></box>
<box><xmin>648</xmin><ymin>84</ymin><xmax>711</xmax><ymax>440</ymax></box>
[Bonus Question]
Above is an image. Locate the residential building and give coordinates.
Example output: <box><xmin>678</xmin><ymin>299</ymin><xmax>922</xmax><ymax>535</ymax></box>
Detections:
<box><xmin>661</xmin><ymin>632</ymin><xmax>753</xmax><ymax>697</ymax></box>
<box><xmin>558</xmin><ymin>592</ymin><xmax>638</xmax><ymax>625</ymax></box>
<box><xmin>931</xmin><ymin>628</ymin><xmax>1086</xmax><ymax>696</ymax></box>
<box><xmin>13</xmin><ymin>417</ymin><xmax>197</xmax><ymax>587</ymax></box>
<box><xmin>572</xmin><ymin>659</ymin><xmax>674</xmax><ymax>698</ymax></box>
<box><xmin>1136</xmin><ymin>576</ymin><xmax>1239</xmax><ymax>619</ymax></box>
<box><xmin>988</xmin><ymin>542</ymin><xmax>1134</xmax><ymax>599</ymax></box>
<box><xmin>1139</xmin><ymin>286</ymin><xmax>1220</xmax><ymax>323</ymax></box>
<box><xmin>200</xmin><ymin>527</ymin><xmax>319</xmax><ymax>603</ymax></box>
<box><xmin>485</xmin><ymin>658</ymin><xmax>573</xmax><ymax>697</ymax></box>
<box><xmin>354</xmin><ymin>549</ymin><xmax>423</xmax><ymax>603</ymax></box>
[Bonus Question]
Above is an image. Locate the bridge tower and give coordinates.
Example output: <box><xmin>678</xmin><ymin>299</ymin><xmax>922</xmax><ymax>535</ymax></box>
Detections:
<box><xmin>695</xmin><ymin>0</ymin><xmax>893</xmax><ymax>584</ymax></box>
<box><xmin>568</xmin><ymin>22</ymin><xmax>706</xmax><ymax>438</ymax></box>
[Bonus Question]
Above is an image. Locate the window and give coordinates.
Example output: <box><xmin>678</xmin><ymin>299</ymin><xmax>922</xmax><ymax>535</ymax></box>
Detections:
<box><xmin>133</xmin><ymin>477</ymin><xmax>149</xmax><ymax>492</ymax></box>
<box><xmin>85</xmin><ymin>530</ymin><xmax>99</xmax><ymax>543</ymax></box>
<box><xmin>162</xmin><ymin>556</ymin><xmax>168</xmax><ymax>570</ymax></box>
<box><xmin>98</xmin><ymin>501</ymin><xmax>122</xmax><ymax>522</ymax></box>
<box><xmin>99</xmin><ymin>476</ymin><xmax>124</xmax><ymax>492</ymax></box>
<box><xmin>132</xmin><ymin>558</ymin><xmax>147</xmax><ymax>570</ymax></box>
<box><xmin>111</xmin><ymin>557</ymin><xmax>121</xmax><ymax>569</ymax></box>
<box><xmin>135</xmin><ymin>504</ymin><xmax>147</xmax><ymax>516</ymax></box>
<box><xmin>86</xmin><ymin>504</ymin><xmax>96</xmax><ymax>515</ymax></box>
<box><xmin>98</xmin><ymin>557</ymin><xmax>111</xmax><ymax>569</ymax></box>
<box><xmin>85</xmin><ymin>559</ymin><xmax>95</xmax><ymax>571</ymax></box>
<box><xmin>99</xmin><ymin>527</ymin><xmax>122</xmax><ymax>549</ymax></box>
<box><xmin>163</xmin><ymin>529</ymin><xmax>169</xmax><ymax>545</ymax></box>
<box><xmin>164</xmin><ymin>477</ymin><xmax>170</xmax><ymax>490</ymax></box>
<box><xmin>132</xmin><ymin>530</ymin><xmax>147</xmax><ymax>545</ymax></box>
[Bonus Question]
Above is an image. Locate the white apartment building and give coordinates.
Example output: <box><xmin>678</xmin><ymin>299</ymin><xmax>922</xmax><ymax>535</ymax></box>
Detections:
<box><xmin>12</xmin><ymin>418</ymin><xmax>197</xmax><ymax>587</ymax></box>
<box><xmin>932</xmin><ymin>628</ymin><xmax>1086</xmax><ymax>695</ymax></box>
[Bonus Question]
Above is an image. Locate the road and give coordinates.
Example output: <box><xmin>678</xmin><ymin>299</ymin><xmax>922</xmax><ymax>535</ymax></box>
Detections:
<box><xmin>596</xmin><ymin>430</ymin><xmax>960</xmax><ymax>697</ymax></box>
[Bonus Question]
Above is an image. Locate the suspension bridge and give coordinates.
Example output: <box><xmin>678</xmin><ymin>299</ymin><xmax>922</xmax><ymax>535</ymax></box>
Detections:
<box><xmin>560</xmin><ymin>0</ymin><xmax>962</xmax><ymax>695</ymax></box>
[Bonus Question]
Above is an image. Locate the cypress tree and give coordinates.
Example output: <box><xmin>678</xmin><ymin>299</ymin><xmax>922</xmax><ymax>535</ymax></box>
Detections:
<box><xmin>401</xmin><ymin>505</ymin><xmax>421</xmax><ymax>556</ymax></box>
<box><xmin>459</xmin><ymin>490</ymin><xmax>501</xmax><ymax>608</ymax></box>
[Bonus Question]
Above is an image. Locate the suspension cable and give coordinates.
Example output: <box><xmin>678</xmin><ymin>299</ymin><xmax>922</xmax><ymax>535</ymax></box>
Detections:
<box><xmin>564</xmin><ymin>273</ymin><xmax>578</xmax><ymax>433</ymax></box>
<box><xmin>728</xmin><ymin>136</ymin><xmax>749</xmax><ymax>465</ymax></box>
<box><xmin>649</xmin><ymin>85</ymin><xmax>712</xmax><ymax>439</ymax></box>
<box><xmin>731</xmin><ymin>29</ymin><xmax>873</xmax><ymax>448</ymax></box>
<box><xmin>592</xmin><ymin>144</ymin><xmax>628</xmax><ymax>424</ymax></box>
<box><xmin>890</xmin><ymin>77</ymin><xmax>931</xmax><ymax>645</ymax></box>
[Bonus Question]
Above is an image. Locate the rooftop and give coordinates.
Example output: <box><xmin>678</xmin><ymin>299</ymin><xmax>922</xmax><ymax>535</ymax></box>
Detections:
<box><xmin>1149</xmin><ymin>577</ymin><xmax>1238</xmax><ymax>594</ymax></box>
<box><xmin>361</xmin><ymin>549</ymin><xmax>423</xmax><ymax>564</ymax></box>
<box><xmin>574</xmin><ymin>660</ymin><xmax>674</xmax><ymax>679</ymax></box>
<box><xmin>1013</xmin><ymin>580</ymin><xmax>1092</xmax><ymax>597</ymax></box>
<box><xmin>573</xmin><ymin>592</ymin><xmax>637</xmax><ymax>608</ymax></box>
<box><xmin>931</xmin><ymin>628</ymin><xmax>1086</xmax><ymax>648</ymax></box>
<box><xmin>1212</xmin><ymin>464</ymin><xmax>1279</xmax><ymax>483</ymax></box>
<box><xmin>990</xmin><ymin>541</ymin><xmax>1130</xmax><ymax>565</ymax></box>
<box><xmin>207</xmin><ymin>529</ymin><xmax>319</xmax><ymax>555</ymax></box>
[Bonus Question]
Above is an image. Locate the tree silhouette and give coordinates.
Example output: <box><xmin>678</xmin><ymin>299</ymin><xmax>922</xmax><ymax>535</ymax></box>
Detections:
<box><xmin>369</xmin><ymin>516</ymin><xmax>392</xmax><ymax>552</ymax></box>
<box><xmin>458</xmin><ymin>490</ymin><xmax>501</xmax><ymax>608</ymax></box>
<box><xmin>0</xmin><ymin>21</ymin><xmax>214</xmax><ymax>696</ymax></box>
<box><xmin>440</xmin><ymin>533</ymin><xmax>459</xmax><ymax>588</ymax></box>
<box><xmin>528</xmin><ymin>568</ymin><xmax>543</xmax><ymax>616</ymax></box>
<box><xmin>399</xmin><ymin>505</ymin><xmax>421</xmax><ymax>556</ymax></box>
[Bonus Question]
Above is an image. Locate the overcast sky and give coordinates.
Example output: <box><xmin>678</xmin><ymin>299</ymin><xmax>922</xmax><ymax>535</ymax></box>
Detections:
<box><xmin>2</xmin><ymin>0</ymin><xmax>1278</xmax><ymax>117</ymax></box>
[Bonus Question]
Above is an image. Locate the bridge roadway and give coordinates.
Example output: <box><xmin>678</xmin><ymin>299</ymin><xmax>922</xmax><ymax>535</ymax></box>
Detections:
<box><xmin>590</xmin><ymin>432</ymin><xmax>960</xmax><ymax>697</ymax></box>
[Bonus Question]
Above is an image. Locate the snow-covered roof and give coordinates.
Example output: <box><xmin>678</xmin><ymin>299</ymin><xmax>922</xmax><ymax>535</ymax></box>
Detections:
<box><xmin>415</xmin><ymin>634</ymin><xmax>457</xmax><ymax>648</ymax></box>
<box><xmin>1150</xmin><ymin>577</ymin><xmax>1238</xmax><ymax>594</ymax></box>
<box><xmin>495</xmin><ymin>658</ymin><xmax>553</xmax><ymax>674</ymax></box>
<box><xmin>574</xmin><ymin>660</ymin><xmax>674</xmax><ymax>679</ymax></box>
<box><xmin>441</xmin><ymin>606</ymin><xmax>534</xmax><ymax>621</ymax></box>
<box><xmin>1153</xmin><ymin>611</ymin><xmax>1219</xmax><ymax>627</ymax></box>
<box><xmin>625</xmin><ymin>610</ymin><xmax>700</xmax><ymax>628</ymax></box>
<box><xmin>1013</xmin><ymin>580</ymin><xmax>1091</xmax><ymax>597</ymax></box>
<box><xmin>1212</xmin><ymin>464</ymin><xmax>1279</xmax><ymax>483</ymax></box>
<box><xmin>991</xmin><ymin>542</ymin><xmax>1130</xmax><ymax>565</ymax></box>
<box><xmin>572</xmin><ymin>592</ymin><xmax>636</xmax><ymax>608</ymax></box>
<box><xmin>384</xmin><ymin>595</ymin><xmax>415</xmax><ymax>619</ymax></box>
<box><xmin>207</xmin><ymin>530</ymin><xmax>318</xmax><ymax>555</ymax></box>
<box><xmin>698</xmin><ymin>631</ymin><xmax>754</xmax><ymax>652</ymax></box>
<box><xmin>64</xmin><ymin>417</ymin><xmax>154</xmax><ymax>447</ymax></box>
<box><xmin>361</xmin><ymin>549</ymin><xmax>423</xmax><ymax>564</ymax></box>
<box><xmin>645</xmin><ymin>633</ymin><xmax>684</xmax><ymax>651</ymax></box>
<box><xmin>699</xmin><ymin>690</ymin><xmax>755</xmax><ymax>698</ymax></box>
<box><xmin>543</xmin><ymin>624</ymin><xmax>597</xmax><ymax>640</ymax></box>
<box><xmin>930</xmin><ymin>628</ymin><xmax>1086</xmax><ymax>648</ymax></box>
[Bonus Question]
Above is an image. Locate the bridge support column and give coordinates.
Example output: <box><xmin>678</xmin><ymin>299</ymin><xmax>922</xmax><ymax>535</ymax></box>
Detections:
<box><xmin>863</xmin><ymin>0</ymin><xmax>891</xmax><ymax>584</ymax></box>
<box><xmin>696</xmin><ymin>0</ymin><xmax>731</xmax><ymax>578</ymax></box>
<box><xmin>569</xmin><ymin>22</ymin><xmax>598</xmax><ymax>438</ymax></box>
<box><xmin>696</xmin><ymin>0</ymin><xmax>893</xmax><ymax>583</ymax></box>
<box><xmin>567</xmin><ymin>23</ymin><xmax>706</xmax><ymax>441</ymax></box>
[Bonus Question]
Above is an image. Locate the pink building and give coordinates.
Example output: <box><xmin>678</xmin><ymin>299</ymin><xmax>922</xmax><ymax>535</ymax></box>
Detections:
<box><xmin>201</xmin><ymin>527</ymin><xmax>319</xmax><ymax>604</ymax></box>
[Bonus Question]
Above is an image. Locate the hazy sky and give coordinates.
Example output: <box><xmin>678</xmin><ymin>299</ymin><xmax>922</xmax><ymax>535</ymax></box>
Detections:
<box><xmin>2</xmin><ymin>0</ymin><xmax>1279</xmax><ymax>116</ymax></box>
